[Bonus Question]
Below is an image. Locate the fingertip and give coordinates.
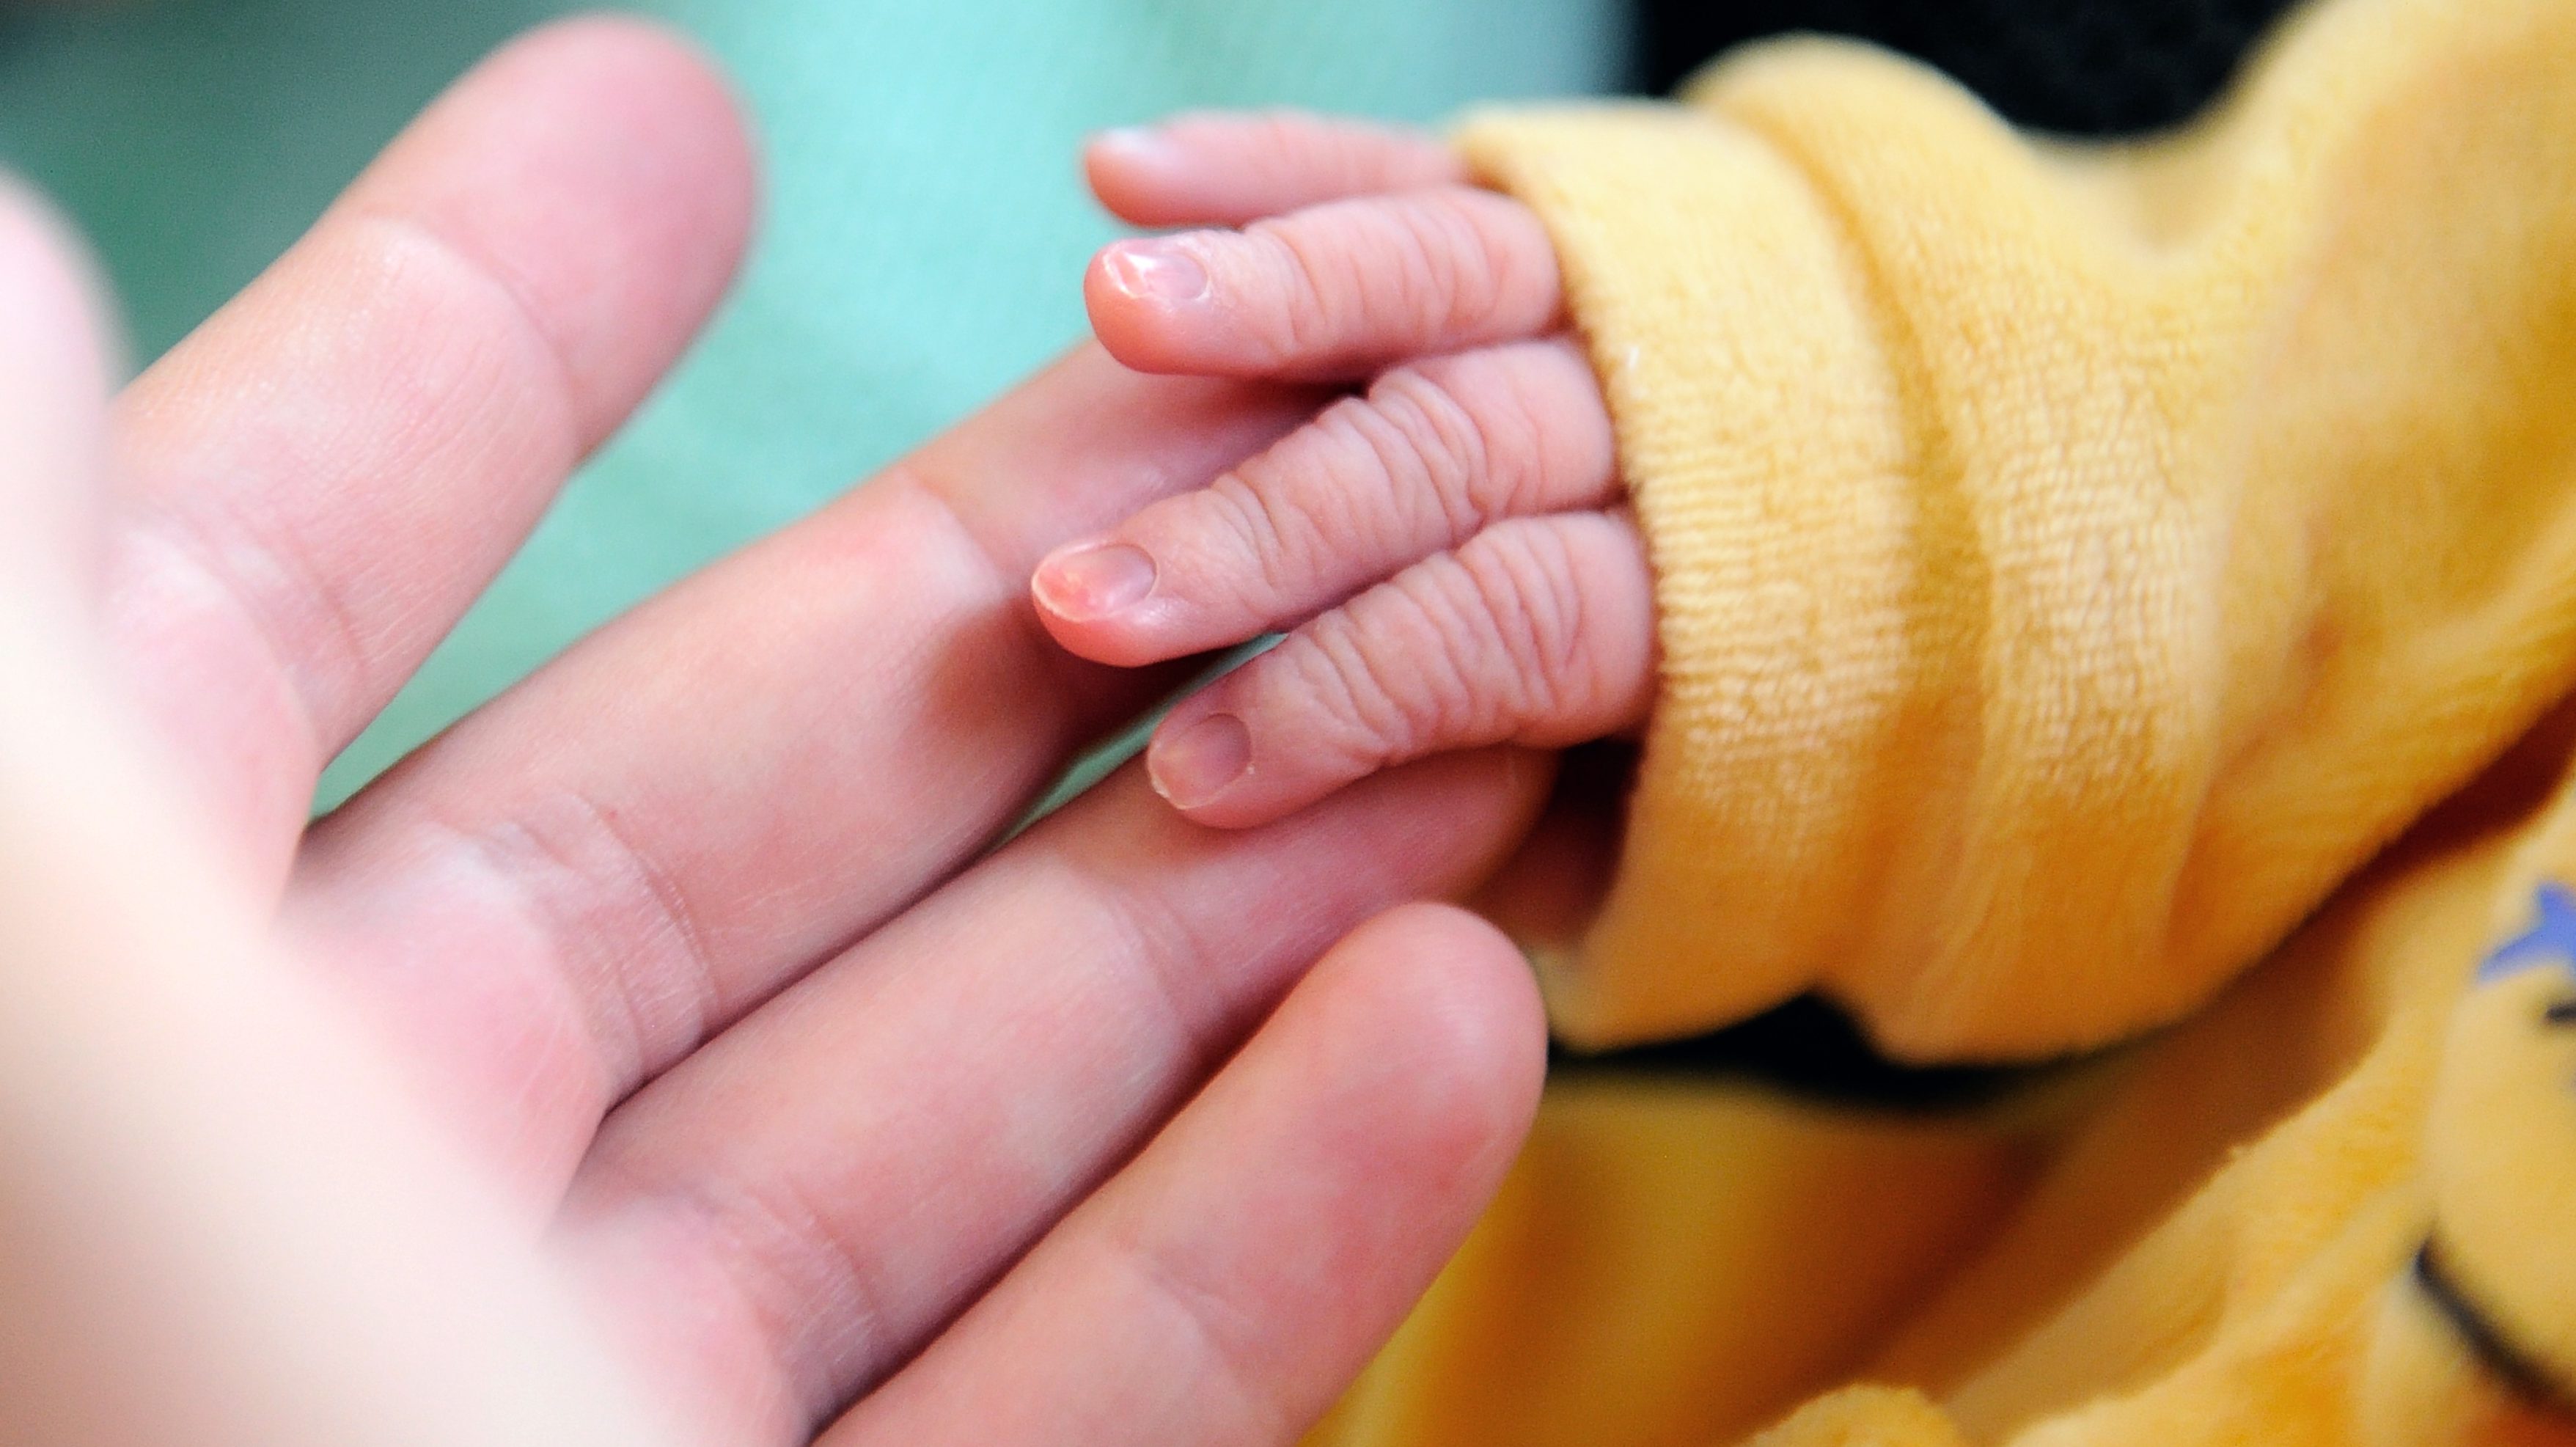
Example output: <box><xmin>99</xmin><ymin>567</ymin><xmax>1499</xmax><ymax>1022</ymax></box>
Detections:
<box><xmin>1087</xmin><ymin>125</ymin><xmax>1172</xmax><ymax>171</ymax></box>
<box><xmin>1141</xmin><ymin>633</ymin><xmax>1356</xmax><ymax>828</ymax></box>
<box><xmin>361</xmin><ymin>12</ymin><xmax>761</xmax><ymax>442</ymax></box>
<box><xmin>1032</xmin><ymin>538</ymin><xmax>1156</xmax><ymax>622</ymax></box>
<box><xmin>1147</xmin><ymin>708</ymin><xmax>1255</xmax><ymax>817</ymax></box>
<box><xmin>1261</xmin><ymin>897</ymin><xmax>1547</xmax><ymax>1246</ymax></box>
<box><xmin>1030</xmin><ymin>543</ymin><xmax>1178</xmax><ymax>670</ymax></box>
<box><xmin>480</xmin><ymin>14</ymin><xmax>760</xmax><ymax>241</ymax></box>
<box><xmin>1082</xmin><ymin>242</ymin><xmax>1211</xmax><ymax>376</ymax></box>
<box><xmin>1334</xmin><ymin>901</ymin><xmax>1549</xmax><ymax>1146</ymax></box>
<box><xmin>1083</xmin><ymin>126</ymin><xmax>1186</xmax><ymax>224</ymax></box>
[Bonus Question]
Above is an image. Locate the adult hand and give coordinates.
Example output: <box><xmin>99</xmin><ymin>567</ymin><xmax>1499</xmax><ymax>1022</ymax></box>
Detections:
<box><xmin>0</xmin><ymin>22</ymin><xmax>1549</xmax><ymax>1446</ymax></box>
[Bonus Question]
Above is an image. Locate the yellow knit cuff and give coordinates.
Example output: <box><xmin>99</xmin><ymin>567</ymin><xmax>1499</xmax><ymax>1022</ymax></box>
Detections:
<box><xmin>1457</xmin><ymin>104</ymin><xmax>1924</xmax><ymax>1052</ymax></box>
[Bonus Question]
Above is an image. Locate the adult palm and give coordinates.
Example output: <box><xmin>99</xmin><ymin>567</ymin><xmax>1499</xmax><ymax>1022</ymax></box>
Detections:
<box><xmin>0</xmin><ymin>20</ymin><xmax>1546</xmax><ymax>1446</ymax></box>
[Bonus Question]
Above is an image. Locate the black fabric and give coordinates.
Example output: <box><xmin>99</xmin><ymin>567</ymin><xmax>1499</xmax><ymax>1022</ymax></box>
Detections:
<box><xmin>1634</xmin><ymin>0</ymin><xmax>2305</xmax><ymax>135</ymax></box>
<box><xmin>1549</xmin><ymin>994</ymin><xmax>2045</xmax><ymax>1109</ymax></box>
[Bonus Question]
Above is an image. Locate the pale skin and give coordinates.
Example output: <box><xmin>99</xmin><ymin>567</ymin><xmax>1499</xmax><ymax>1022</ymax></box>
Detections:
<box><xmin>0</xmin><ymin>23</ymin><xmax>1627</xmax><ymax>1447</ymax></box>
<box><xmin>1038</xmin><ymin>111</ymin><xmax>1651</xmax><ymax>830</ymax></box>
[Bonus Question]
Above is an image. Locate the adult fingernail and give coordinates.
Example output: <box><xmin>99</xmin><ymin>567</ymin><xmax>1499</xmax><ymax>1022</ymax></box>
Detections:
<box><xmin>1151</xmin><ymin>713</ymin><xmax>1251</xmax><ymax>808</ymax></box>
<box><xmin>1102</xmin><ymin>239</ymin><xmax>1210</xmax><ymax>305</ymax></box>
<box><xmin>1034</xmin><ymin>541</ymin><xmax>1157</xmax><ymax>621</ymax></box>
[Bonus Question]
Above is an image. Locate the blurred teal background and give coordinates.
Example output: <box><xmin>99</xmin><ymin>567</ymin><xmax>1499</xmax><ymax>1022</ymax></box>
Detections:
<box><xmin>0</xmin><ymin>0</ymin><xmax>1624</xmax><ymax>802</ymax></box>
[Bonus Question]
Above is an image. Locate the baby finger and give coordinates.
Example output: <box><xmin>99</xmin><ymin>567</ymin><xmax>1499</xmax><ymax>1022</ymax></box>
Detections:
<box><xmin>1031</xmin><ymin>337</ymin><xmax>1616</xmax><ymax>667</ymax></box>
<box><xmin>1145</xmin><ymin>509</ymin><xmax>1656</xmax><ymax>828</ymax></box>
<box><xmin>1085</xmin><ymin>109</ymin><xmax>1465</xmax><ymax>228</ymax></box>
<box><xmin>1086</xmin><ymin>186</ymin><xmax>1562</xmax><ymax>381</ymax></box>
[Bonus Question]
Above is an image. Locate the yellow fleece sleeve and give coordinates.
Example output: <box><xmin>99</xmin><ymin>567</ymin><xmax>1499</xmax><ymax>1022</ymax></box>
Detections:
<box><xmin>1454</xmin><ymin>0</ymin><xmax>2576</xmax><ymax>1061</ymax></box>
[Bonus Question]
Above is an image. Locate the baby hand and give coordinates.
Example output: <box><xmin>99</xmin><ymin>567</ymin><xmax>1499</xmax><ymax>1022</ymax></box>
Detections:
<box><xmin>1035</xmin><ymin>112</ymin><xmax>1654</xmax><ymax>828</ymax></box>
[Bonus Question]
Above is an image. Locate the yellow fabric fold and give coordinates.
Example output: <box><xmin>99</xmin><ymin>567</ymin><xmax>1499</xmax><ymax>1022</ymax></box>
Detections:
<box><xmin>1456</xmin><ymin>0</ymin><xmax>2576</xmax><ymax>1060</ymax></box>
<box><xmin>1310</xmin><ymin>3</ymin><xmax>2576</xmax><ymax>1443</ymax></box>
<box><xmin>1313</xmin><ymin>706</ymin><xmax>2576</xmax><ymax>1446</ymax></box>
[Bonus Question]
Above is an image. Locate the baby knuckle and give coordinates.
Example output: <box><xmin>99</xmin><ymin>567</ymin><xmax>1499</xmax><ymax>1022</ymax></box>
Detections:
<box><xmin>1475</xmin><ymin>192</ymin><xmax>1559</xmax><ymax>311</ymax></box>
<box><xmin>1346</xmin><ymin>566</ymin><xmax>1512</xmax><ymax>754</ymax></box>
<box><xmin>1456</xmin><ymin>522</ymin><xmax>1601</xmax><ymax>719</ymax></box>
<box><xmin>1363</xmin><ymin>365</ymin><xmax>1499</xmax><ymax>535</ymax></box>
<box><xmin>1513</xmin><ymin>339</ymin><xmax>1618</xmax><ymax>475</ymax></box>
<box><xmin>1398</xmin><ymin>194</ymin><xmax>1507</xmax><ymax>331</ymax></box>
<box><xmin>1255</xmin><ymin>398</ymin><xmax>1434</xmax><ymax>565</ymax></box>
<box><xmin>1407</xmin><ymin>348</ymin><xmax>1571</xmax><ymax>513</ymax></box>
<box><xmin>1387</xmin><ymin>554</ymin><xmax>1519</xmax><ymax>742</ymax></box>
<box><xmin>1241</xmin><ymin>219</ymin><xmax>1344</xmax><ymax>362</ymax></box>
<box><xmin>1278</xmin><ymin>609</ymin><xmax>1430</xmax><ymax>768</ymax></box>
<box><xmin>1201</xmin><ymin>466</ymin><xmax>1313</xmax><ymax>603</ymax></box>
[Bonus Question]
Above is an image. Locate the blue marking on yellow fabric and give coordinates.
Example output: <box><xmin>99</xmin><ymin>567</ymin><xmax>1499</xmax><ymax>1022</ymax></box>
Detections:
<box><xmin>2479</xmin><ymin>882</ymin><xmax>2576</xmax><ymax>983</ymax></box>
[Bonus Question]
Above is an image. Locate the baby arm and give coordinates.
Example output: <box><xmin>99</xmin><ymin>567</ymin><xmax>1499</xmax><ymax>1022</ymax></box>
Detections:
<box><xmin>1041</xmin><ymin>0</ymin><xmax>2576</xmax><ymax>1071</ymax></box>
<box><xmin>1035</xmin><ymin>113</ymin><xmax>1651</xmax><ymax>828</ymax></box>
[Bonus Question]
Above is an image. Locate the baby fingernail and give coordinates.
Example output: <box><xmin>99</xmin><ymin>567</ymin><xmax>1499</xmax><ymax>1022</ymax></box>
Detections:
<box><xmin>1034</xmin><ymin>541</ymin><xmax>1157</xmax><ymax>620</ymax></box>
<box><xmin>1103</xmin><ymin>240</ymin><xmax>1210</xmax><ymax>305</ymax></box>
<box><xmin>1093</xmin><ymin>125</ymin><xmax>1177</xmax><ymax>165</ymax></box>
<box><xmin>1151</xmin><ymin>713</ymin><xmax>1251</xmax><ymax>808</ymax></box>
